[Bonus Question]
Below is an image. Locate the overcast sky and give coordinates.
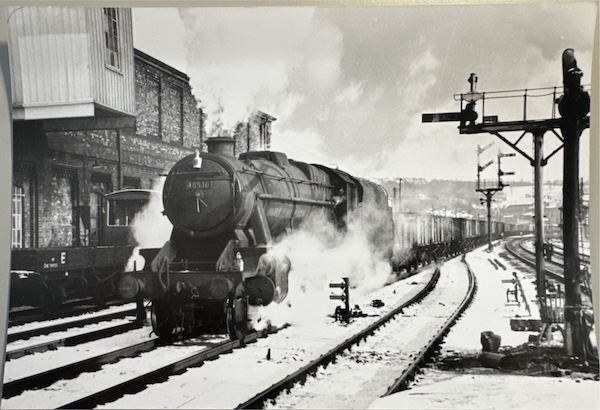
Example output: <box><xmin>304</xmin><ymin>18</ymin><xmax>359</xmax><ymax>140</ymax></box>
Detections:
<box><xmin>132</xmin><ymin>3</ymin><xmax>596</xmax><ymax>182</ymax></box>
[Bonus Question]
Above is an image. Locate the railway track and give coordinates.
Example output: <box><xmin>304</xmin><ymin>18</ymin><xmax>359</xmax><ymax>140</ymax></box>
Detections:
<box><xmin>3</xmin><ymin>323</ymin><xmax>282</xmax><ymax>409</ymax></box>
<box><xmin>506</xmin><ymin>237</ymin><xmax>591</xmax><ymax>283</ymax></box>
<box><xmin>257</xmin><ymin>256</ymin><xmax>476</xmax><ymax>409</ymax></box>
<box><xmin>505</xmin><ymin>237</ymin><xmax>594</xmax><ymax>304</ymax></box>
<box><xmin>6</xmin><ymin>318</ymin><xmax>146</xmax><ymax>361</ymax></box>
<box><xmin>3</xmin><ymin>262</ymin><xmax>463</xmax><ymax>409</ymax></box>
<box><xmin>505</xmin><ymin>237</ymin><xmax>565</xmax><ymax>282</ymax></box>
<box><xmin>7</xmin><ymin>303</ymin><xmax>141</xmax><ymax>343</ymax></box>
<box><xmin>8</xmin><ymin>299</ymin><xmax>135</xmax><ymax>327</ymax></box>
<box><xmin>96</xmin><ymin>263</ymin><xmax>456</xmax><ymax>409</ymax></box>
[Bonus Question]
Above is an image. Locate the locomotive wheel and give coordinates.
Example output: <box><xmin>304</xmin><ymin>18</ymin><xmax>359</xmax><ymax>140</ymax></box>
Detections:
<box><xmin>151</xmin><ymin>299</ymin><xmax>175</xmax><ymax>338</ymax></box>
<box><xmin>226</xmin><ymin>295</ymin><xmax>249</xmax><ymax>340</ymax></box>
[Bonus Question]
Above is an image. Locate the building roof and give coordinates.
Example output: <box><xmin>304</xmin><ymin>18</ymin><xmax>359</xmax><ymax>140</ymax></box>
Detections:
<box><xmin>134</xmin><ymin>48</ymin><xmax>190</xmax><ymax>83</ymax></box>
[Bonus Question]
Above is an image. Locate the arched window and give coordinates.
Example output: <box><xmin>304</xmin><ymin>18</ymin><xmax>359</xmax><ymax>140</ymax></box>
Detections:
<box><xmin>12</xmin><ymin>185</ymin><xmax>24</xmax><ymax>248</ymax></box>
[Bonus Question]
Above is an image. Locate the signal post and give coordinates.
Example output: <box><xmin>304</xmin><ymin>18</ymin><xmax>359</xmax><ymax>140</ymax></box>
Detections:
<box><xmin>423</xmin><ymin>49</ymin><xmax>590</xmax><ymax>360</ymax></box>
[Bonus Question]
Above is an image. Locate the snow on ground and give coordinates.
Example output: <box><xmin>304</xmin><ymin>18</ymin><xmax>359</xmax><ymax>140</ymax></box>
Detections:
<box><xmin>6</xmin><ymin>317</ymin><xmax>139</xmax><ymax>353</ymax></box>
<box><xmin>371</xmin><ymin>241</ymin><xmax>599</xmax><ymax>410</ymax></box>
<box><xmin>98</xmin><ymin>267</ymin><xmax>440</xmax><ymax>409</ymax></box>
<box><xmin>7</xmin><ymin>302</ymin><xmax>138</xmax><ymax>335</ymax></box>
<box><xmin>3</xmin><ymin>327</ymin><xmax>156</xmax><ymax>384</ymax></box>
<box><xmin>373</xmin><ymin>369</ymin><xmax>598</xmax><ymax>409</ymax></box>
<box><xmin>268</xmin><ymin>256</ymin><xmax>471</xmax><ymax>409</ymax></box>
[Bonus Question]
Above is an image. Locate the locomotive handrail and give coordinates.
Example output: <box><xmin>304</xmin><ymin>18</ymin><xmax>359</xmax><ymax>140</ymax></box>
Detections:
<box><xmin>171</xmin><ymin>171</ymin><xmax>225</xmax><ymax>176</ymax></box>
<box><xmin>240</xmin><ymin>167</ymin><xmax>334</xmax><ymax>189</ymax></box>
<box><xmin>256</xmin><ymin>193</ymin><xmax>334</xmax><ymax>207</ymax></box>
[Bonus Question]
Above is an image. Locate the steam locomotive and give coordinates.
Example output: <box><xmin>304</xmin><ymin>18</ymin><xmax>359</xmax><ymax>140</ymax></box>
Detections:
<box><xmin>117</xmin><ymin>137</ymin><xmax>393</xmax><ymax>338</ymax></box>
<box><xmin>117</xmin><ymin>137</ymin><xmax>516</xmax><ymax>340</ymax></box>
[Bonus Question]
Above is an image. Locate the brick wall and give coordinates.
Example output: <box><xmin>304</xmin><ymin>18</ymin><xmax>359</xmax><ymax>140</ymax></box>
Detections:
<box><xmin>233</xmin><ymin>111</ymin><xmax>276</xmax><ymax>156</ymax></box>
<box><xmin>134</xmin><ymin>50</ymin><xmax>202</xmax><ymax>149</ymax></box>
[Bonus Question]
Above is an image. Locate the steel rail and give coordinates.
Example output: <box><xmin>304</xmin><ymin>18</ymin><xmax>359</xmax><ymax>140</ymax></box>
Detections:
<box><xmin>505</xmin><ymin>238</ymin><xmax>565</xmax><ymax>282</ymax></box>
<box><xmin>7</xmin><ymin>307</ymin><xmax>139</xmax><ymax>343</ymax></box>
<box><xmin>3</xmin><ymin>338</ymin><xmax>159</xmax><ymax>399</ymax></box>
<box><xmin>5</xmin><ymin>320</ymin><xmax>144</xmax><ymax>361</ymax></box>
<box><xmin>383</xmin><ymin>255</ymin><xmax>477</xmax><ymax>395</ymax></box>
<box><xmin>236</xmin><ymin>268</ymin><xmax>442</xmax><ymax>409</ymax></box>
<box><xmin>8</xmin><ymin>299</ymin><xmax>132</xmax><ymax>326</ymax></box>
<box><xmin>56</xmin><ymin>325</ymin><xmax>286</xmax><ymax>409</ymax></box>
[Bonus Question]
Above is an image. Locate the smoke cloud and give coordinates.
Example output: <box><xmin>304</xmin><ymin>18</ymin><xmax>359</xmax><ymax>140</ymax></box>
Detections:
<box><xmin>124</xmin><ymin>177</ymin><xmax>172</xmax><ymax>271</ymax></box>
<box><xmin>134</xmin><ymin>4</ymin><xmax>595</xmax><ymax>181</ymax></box>
<box><xmin>249</xmin><ymin>208</ymin><xmax>394</xmax><ymax>331</ymax></box>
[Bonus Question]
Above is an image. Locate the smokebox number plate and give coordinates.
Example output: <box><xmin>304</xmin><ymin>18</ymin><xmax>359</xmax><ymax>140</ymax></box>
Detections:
<box><xmin>186</xmin><ymin>180</ymin><xmax>213</xmax><ymax>190</ymax></box>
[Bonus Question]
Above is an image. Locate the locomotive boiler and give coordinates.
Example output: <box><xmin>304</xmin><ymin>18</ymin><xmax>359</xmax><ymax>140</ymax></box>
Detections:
<box><xmin>118</xmin><ymin>137</ymin><xmax>393</xmax><ymax>339</ymax></box>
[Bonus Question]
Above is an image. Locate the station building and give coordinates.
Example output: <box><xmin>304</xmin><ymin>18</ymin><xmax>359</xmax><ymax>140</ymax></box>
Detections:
<box><xmin>8</xmin><ymin>6</ymin><xmax>275</xmax><ymax>250</ymax></box>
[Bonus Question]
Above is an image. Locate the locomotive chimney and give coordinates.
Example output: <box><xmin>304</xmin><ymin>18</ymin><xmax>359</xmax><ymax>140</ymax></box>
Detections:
<box><xmin>206</xmin><ymin>136</ymin><xmax>236</xmax><ymax>157</ymax></box>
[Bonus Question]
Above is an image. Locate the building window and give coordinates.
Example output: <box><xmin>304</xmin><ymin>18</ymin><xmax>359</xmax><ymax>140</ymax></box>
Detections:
<box><xmin>148</xmin><ymin>77</ymin><xmax>161</xmax><ymax>137</ymax></box>
<box><xmin>103</xmin><ymin>8</ymin><xmax>120</xmax><ymax>69</ymax></box>
<box><xmin>259</xmin><ymin>120</ymin><xmax>270</xmax><ymax>149</ymax></box>
<box><xmin>12</xmin><ymin>185</ymin><xmax>24</xmax><ymax>248</ymax></box>
<box><xmin>89</xmin><ymin>192</ymin><xmax>102</xmax><ymax>246</ymax></box>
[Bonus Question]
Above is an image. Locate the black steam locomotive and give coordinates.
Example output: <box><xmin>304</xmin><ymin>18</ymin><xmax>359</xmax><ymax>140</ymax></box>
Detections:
<box><xmin>117</xmin><ymin>137</ymin><xmax>394</xmax><ymax>339</ymax></box>
<box><xmin>117</xmin><ymin>137</ymin><xmax>517</xmax><ymax>340</ymax></box>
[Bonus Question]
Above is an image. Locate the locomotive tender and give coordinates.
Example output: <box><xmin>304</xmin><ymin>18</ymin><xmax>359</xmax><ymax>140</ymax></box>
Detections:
<box><xmin>117</xmin><ymin>137</ymin><xmax>394</xmax><ymax>339</ymax></box>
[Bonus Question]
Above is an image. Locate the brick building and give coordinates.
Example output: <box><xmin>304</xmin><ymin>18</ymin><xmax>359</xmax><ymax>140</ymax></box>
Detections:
<box><xmin>9</xmin><ymin>6</ymin><xmax>276</xmax><ymax>251</ymax></box>
<box><xmin>9</xmin><ymin>7</ymin><xmax>203</xmax><ymax>249</ymax></box>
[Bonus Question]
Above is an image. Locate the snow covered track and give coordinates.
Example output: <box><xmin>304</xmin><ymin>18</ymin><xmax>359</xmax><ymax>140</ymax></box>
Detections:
<box><xmin>258</xmin><ymin>257</ymin><xmax>475</xmax><ymax>409</ymax></box>
<box><xmin>2</xmin><ymin>324</ymin><xmax>283</xmax><ymax>409</ymax></box>
<box><xmin>3</xmin><ymin>337</ymin><xmax>159</xmax><ymax>400</ymax></box>
<box><xmin>506</xmin><ymin>238</ymin><xmax>565</xmax><ymax>281</ymax></box>
<box><xmin>238</xmin><ymin>268</ymin><xmax>442</xmax><ymax>409</ymax></box>
<box><xmin>383</xmin><ymin>256</ymin><xmax>477</xmax><ymax>395</ymax></box>
<box><xmin>9</xmin><ymin>300</ymin><xmax>135</xmax><ymax>326</ymax></box>
<box><xmin>507</xmin><ymin>237</ymin><xmax>591</xmax><ymax>294</ymax></box>
<box><xmin>5</xmin><ymin>320</ymin><xmax>145</xmax><ymax>361</ymax></box>
<box><xmin>57</xmin><ymin>327</ymin><xmax>282</xmax><ymax>409</ymax></box>
<box><xmin>7</xmin><ymin>304</ymin><xmax>140</xmax><ymax>343</ymax></box>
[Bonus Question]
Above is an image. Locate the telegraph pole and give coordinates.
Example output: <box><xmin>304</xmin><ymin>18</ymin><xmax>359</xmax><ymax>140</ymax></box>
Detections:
<box><xmin>558</xmin><ymin>49</ymin><xmax>590</xmax><ymax>358</ymax></box>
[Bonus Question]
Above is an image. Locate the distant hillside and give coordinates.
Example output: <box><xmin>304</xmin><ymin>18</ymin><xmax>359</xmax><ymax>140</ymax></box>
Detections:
<box><xmin>376</xmin><ymin>178</ymin><xmax>583</xmax><ymax>216</ymax></box>
<box><xmin>378</xmin><ymin>178</ymin><xmax>482</xmax><ymax>215</ymax></box>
